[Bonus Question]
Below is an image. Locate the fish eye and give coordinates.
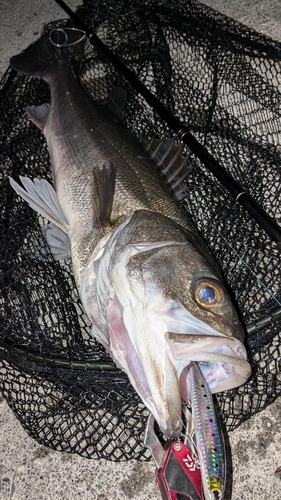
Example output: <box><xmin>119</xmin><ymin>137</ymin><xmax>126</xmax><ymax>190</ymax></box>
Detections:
<box><xmin>194</xmin><ymin>279</ymin><xmax>225</xmax><ymax>308</ymax></box>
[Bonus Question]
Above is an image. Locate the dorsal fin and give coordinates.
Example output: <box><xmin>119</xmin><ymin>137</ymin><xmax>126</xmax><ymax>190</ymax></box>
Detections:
<box><xmin>107</xmin><ymin>86</ymin><xmax>128</xmax><ymax>120</ymax></box>
<box><xmin>9</xmin><ymin>176</ymin><xmax>69</xmax><ymax>232</ymax></box>
<box><xmin>144</xmin><ymin>137</ymin><xmax>192</xmax><ymax>200</ymax></box>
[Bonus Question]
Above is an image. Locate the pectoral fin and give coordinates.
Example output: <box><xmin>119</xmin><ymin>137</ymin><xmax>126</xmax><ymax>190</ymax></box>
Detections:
<box><xmin>91</xmin><ymin>163</ymin><xmax>116</xmax><ymax>227</ymax></box>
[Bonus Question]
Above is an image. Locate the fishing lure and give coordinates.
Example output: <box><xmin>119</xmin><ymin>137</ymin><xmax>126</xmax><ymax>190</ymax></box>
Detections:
<box><xmin>189</xmin><ymin>361</ymin><xmax>226</xmax><ymax>500</ymax></box>
<box><xmin>144</xmin><ymin>410</ymin><xmax>204</xmax><ymax>500</ymax></box>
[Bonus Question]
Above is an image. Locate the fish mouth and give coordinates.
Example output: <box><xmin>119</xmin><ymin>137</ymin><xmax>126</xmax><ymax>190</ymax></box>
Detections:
<box><xmin>136</xmin><ymin>327</ymin><xmax>250</xmax><ymax>438</ymax></box>
<box><xmin>166</xmin><ymin>330</ymin><xmax>251</xmax><ymax>407</ymax></box>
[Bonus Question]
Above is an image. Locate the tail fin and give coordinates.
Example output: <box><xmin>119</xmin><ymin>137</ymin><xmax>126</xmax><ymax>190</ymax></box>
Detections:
<box><xmin>10</xmin><ymin>27</ymin><xmax>85</xmax><ymax>80</ymax></box>
<box><xmin>10</xmin><ymin>37</ymin><xmax>61</xmax><ymax>79</ymax></box>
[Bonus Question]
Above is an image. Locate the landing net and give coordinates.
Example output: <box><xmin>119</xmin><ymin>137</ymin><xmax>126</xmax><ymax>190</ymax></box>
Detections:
<box><xmin>0</xmin><ymin>0</ymin><xmax>281</xmax><ymax>460</ymax></box>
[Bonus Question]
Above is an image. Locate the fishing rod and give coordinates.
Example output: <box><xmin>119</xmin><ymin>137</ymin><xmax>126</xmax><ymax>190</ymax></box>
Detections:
<box><xmin>53</xmin><ymin>0</ymin><xmax>281</xmax><ymax>247</ymax></box>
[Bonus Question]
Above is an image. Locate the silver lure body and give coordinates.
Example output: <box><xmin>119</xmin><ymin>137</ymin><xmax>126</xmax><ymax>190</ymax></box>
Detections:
<box><xmin>190</xmin><ymin>362</ymin><xmax>226</xmax><ymax>500</ymax></box>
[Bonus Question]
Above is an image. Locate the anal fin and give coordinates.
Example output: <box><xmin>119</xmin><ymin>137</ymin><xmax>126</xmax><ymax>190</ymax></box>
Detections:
<box><xmin>42</xmin><ymin>223</ymin><xmax>71</xmax><ymax>260</ymax></box>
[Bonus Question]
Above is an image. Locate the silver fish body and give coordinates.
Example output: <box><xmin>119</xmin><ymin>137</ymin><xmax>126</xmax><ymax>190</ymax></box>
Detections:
<box><xmin>9</xmin><ymin>33</ymin><xmax>251</xmax><ymax>437</ymax></box>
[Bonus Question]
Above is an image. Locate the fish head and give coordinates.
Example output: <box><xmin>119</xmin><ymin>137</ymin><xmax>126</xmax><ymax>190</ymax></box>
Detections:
<box><xmin>83</xmin><ymin>210</ymin><xmax>251</xmax><ymax>438</ymax></box>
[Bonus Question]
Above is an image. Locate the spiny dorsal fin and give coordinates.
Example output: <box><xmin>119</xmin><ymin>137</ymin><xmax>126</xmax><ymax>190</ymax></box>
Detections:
<box><xmin>107</xmin><ymin>86</ymin><xmax>128</xmax><ymax>120</ymax></box>
<box><xmin>9</xmin><ymin>176</ymin><xmax>69</xmax><ymax>232</ymax></box>
<box><xmin>144</xmin><ymin>137</ymin><xmax>192</xmax><ymax>201</ymax></box>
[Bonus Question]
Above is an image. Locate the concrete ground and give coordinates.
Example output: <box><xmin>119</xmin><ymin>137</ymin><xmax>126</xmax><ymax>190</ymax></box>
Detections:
<box><xmin>1</xmin><ymin>1</ymin><xmax>281</xmax><ymax>499</ymax></box>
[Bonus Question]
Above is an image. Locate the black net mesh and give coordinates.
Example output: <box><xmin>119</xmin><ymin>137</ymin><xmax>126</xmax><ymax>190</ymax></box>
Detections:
<box><xmin>1</xmin><ymin>0</ymin><xmax>281</xmax><ymax>460</ymax></box>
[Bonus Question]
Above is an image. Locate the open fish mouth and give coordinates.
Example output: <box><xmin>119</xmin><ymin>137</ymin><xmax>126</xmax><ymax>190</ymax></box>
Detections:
<box><xmin>175</xmin><ymin>333</ymin><xmax>252</xmax><ymax>409</ymax></box>
<box><xmin>166</xmin><ymin>330</ymin><xmax>251</xmax><ymax>394</ymax></box>
<box><xmin>164</xmin><ymin>326</ymin><xmax>251</xmax><ymax>434</ymax></box>
<box><xmin>195</xmin><ymin>359</ymin><xmax>250</xmax><ymax>392</ymax></box>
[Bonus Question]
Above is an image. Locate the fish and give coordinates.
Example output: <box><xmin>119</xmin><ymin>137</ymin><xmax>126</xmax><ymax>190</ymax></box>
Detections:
<box><xmin>9</xmin><ymin>27</ymin><xmax>251</xmax><ymax>438</ymax></box>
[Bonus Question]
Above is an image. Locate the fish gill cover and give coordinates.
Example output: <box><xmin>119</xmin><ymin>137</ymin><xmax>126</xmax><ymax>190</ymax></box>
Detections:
<box><xmin>0</xmin><ymin>0</ymin><xmax>281</xmax><ymax>460</ymax></box>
